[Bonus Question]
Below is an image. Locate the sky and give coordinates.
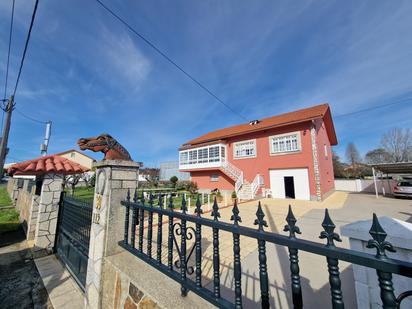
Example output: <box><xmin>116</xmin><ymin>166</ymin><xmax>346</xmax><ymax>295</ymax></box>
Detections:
<box><xmin>0</xmin><ymin>0</ymin><xmax>411</xmax><ymax>166</ymax></box>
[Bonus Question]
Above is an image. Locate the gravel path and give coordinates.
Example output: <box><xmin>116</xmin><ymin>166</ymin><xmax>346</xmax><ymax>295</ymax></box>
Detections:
<box><xmin>0</xmin><ymin>228</ymin><xmax>53</xmax><ymax>309</ymax></box>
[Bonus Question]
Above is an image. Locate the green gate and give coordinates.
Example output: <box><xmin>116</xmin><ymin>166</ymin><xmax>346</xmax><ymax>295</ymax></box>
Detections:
<box><xmin>56</xmin><ymin>194</ymin><xmax>93</xmax><ymax>291</ymax></box>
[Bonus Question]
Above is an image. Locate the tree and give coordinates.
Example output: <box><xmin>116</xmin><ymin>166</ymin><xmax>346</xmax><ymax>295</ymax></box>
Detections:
<box><xmin>170</xmin><ymin>176</ymin><xmax>178</xmax><ymax>188</ymax></box>
<box><xmin>140</xmin><ymin>168</ymin><xmax>160</xmax><ymax>185</ymax></box>
<box><xmin>381</xmin><ymin>128</ymin><xmax>412</xmax><ymax>162</ymax></box>
<box><xmin>365</xmin><ymin>148</ymin><xmax>391</xmax><ymax>164</ymax></box>
<box><xmin>185</xmin><ymin>181</ymin><xmax>198</xmax><ymax>194</ymax></box>
<box><xmin>345</xmin><ymin>142</ymin><xmax>361</xmax><ymax>166</ymax></box>
<box><xmin>332</xmin><ymin>151</ymin><xmax>347</xmax><ymax>178</ymax></box>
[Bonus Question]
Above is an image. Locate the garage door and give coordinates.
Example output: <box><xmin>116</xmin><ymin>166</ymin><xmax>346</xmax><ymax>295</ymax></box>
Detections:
<box><xmin>269</xmin><ymin>168</ymin><xmax>310</xmax><ymax>200</ymax></box>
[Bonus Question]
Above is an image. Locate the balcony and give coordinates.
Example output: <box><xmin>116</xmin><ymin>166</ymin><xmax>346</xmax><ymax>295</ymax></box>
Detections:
<box><xmin>179</xmin><ymin>143</ymin><xmax>227</xmax><ymax>170</ymax></box>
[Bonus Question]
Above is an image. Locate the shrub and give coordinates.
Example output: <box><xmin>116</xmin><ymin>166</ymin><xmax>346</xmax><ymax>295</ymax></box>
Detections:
<box><xmin>170</xmin><ymin>176</ymin><xmax>178</xmax><ymax>188</ymax></box>
<box><xmin>231</xmin><ymin>191</ymin><xmax>237</xmax><ymax>199</ymax></box>
<box><xmin>186</xmin><ymin>181</ymin><xmax>198</xmax><ymax>194</ymax></box>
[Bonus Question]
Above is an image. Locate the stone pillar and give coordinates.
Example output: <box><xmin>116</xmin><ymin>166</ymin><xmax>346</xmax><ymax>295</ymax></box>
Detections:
<box><xmin>310</xmin><ymin>122</ymin><xmax>322</xmax><ymax>201</ymax></box>
<box><xmin>33</xmin><ymin>173</ymin><xmax>64</xmax><ymax>255</ymax></box>
<box><xmin>341</xmin><ymin>217</ymin><xmax>412</xmax><ymax>309</ymax></box>
<box><xmin>85</xmin><ymin>160</ymin><xmax>140</xmax><ymax>309</ymax></box>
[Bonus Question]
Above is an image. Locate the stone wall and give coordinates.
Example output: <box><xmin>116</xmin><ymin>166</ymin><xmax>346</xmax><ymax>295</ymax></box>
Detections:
<box><xmin>34</xmin><ymin>173</ymin><xmax>64</xmax><ymax>254</ymax></box>
<box><xmin>100</xmin><ymin>252</ymin><xmax>214</xmax><ymax>309</ymax></box>
<box><xmin>7</xmin><ymin>178</ymin><xmax>20</xmax><ymax>204</ymax></box>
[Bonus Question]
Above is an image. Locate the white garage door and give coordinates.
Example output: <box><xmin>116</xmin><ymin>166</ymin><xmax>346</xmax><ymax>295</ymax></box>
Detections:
<box><xmin>269</xmin><ymin>168</ymin><xmax>310</xmax><ymax>200</ymax></box>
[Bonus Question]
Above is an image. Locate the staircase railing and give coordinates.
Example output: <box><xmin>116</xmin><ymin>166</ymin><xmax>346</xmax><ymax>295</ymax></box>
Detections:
<box><xmin>235</xmin><ymin>172</ymin><xmax>243</xmax><ymax>194</ymax></box>
<box><xmin>251</xmin><ymin>174</ymin><xmax>263</xmax><ymax>199</ymax></box>
<box><xmin>221</xmin><ymin>159</ymin><xmax>243</xmax><ymax>194</ymax></box>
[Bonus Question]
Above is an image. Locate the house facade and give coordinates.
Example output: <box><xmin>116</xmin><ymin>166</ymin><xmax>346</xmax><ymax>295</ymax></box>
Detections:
<box><xmin>178</xmin><ymin>104</ymin><xmax>337</xmax><ymax>201</ymax></box>
<box><xmin>56</xmin><ymin>149</ymin><xmax>96</xmax><ymax>169</ymax></box>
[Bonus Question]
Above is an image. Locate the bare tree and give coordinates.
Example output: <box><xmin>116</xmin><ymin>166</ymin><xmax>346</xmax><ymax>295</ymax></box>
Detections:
<box><xmin>345</xmin><ymin>142</ymin><xmax>361</xmax><ymax>166</ymax></box>
<box><xmin>381</xmin><ymin>128</ymin><xmax>411</xmax><ymax>162</ymax></box>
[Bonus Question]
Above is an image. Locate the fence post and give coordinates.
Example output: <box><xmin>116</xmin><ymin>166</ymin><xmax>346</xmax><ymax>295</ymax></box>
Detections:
<box><xmin>84</xmin><ymin>160</ymin><xmax>141</xmax><ymax>309</ymax></box>
<box><xmin>33</xmin><ymin>173</ymin><xmax>64</xmax><ymax>256</ymax></box>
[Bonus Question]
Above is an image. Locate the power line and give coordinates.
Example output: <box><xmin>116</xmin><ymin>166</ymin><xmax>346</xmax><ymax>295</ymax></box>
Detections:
<box><xmin>12</xmin><ymin>0</ymin><xmax>40</xmax><ymax>98</ymax></box>
<box><xmin>3</xmin><ymin>0</ymin><xmax>15</xmax><ymax>100</ymax></box>
<box><xmin>15</xmin><ymin>108</ymin><xmax>48</xmax><ymax>124</ymax></box>
<box><xmin>335</xmin><ymin>97</ymin><xmax>412</xmax><ymax>118</ymax></box>
<box><xmin>94</xmin><ymin>0</ymin><xmax>247</xmax><ymax>121</ymax></box>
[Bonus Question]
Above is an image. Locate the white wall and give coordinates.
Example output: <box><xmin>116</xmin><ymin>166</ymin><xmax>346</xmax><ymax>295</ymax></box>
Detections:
<box><xmin>335</xmin><ymin>179</ymin><xmax>397</xmax><ymax>195</ymax></box>
<box><xmin>269</xmin><ymin>168</ymin><xmax>310</xmax><ymax>200</ymax></box>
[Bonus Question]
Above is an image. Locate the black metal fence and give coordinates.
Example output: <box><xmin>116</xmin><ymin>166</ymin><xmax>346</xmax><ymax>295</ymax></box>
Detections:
<box><xmin>56</xmin><ymin>194</ymin><xmax>93</xmax><ymax>291</ymax></box>
<box><xmin>119</xmin><ymin>190</ymin><xmax>412</xmax><ymax>308</ymax></box>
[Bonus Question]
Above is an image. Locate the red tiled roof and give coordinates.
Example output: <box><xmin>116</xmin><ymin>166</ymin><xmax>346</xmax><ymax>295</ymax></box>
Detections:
<box><xmin>183</xmin><ymin>103</ymin><xmax>337</xmax><ymax>146</ymax></box>
<box><xmin>7</xmin><ymin>155</ymin><xmax>90</xmax><ymax>176</ymax></box>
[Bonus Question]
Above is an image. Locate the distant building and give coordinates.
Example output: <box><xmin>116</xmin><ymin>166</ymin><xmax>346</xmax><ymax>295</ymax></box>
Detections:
<box><xmin>56</xmin><ymin>149</ymin><xmax>96</xmax><ymax>169</ymax></box>
<box><xmin>160</xmin><ymin>161</ymin><xmax>190</xmax><ymax>181</ymax></box>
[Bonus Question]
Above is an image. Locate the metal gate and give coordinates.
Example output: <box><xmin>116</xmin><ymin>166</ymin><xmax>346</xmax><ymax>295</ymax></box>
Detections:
<box><xmin>56</xmin><ymin>194</ymin><xmax>93</xmax><ymax>291</ymax></box>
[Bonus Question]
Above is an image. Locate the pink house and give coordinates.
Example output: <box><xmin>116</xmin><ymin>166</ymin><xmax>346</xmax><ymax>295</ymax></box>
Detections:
<box><xmin>179</xmin><ymin>104</ymin><xmax>337</xmax><ymax>201</ymax></box>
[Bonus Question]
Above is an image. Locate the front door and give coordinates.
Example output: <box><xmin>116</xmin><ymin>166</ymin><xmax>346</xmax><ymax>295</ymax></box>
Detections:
<box><xmin>284</xmin><ymin>176</ymin><xmax>295</xmax><ymax>199</ymax></box>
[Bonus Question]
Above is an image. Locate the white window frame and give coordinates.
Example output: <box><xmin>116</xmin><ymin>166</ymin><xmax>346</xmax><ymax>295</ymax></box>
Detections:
<box><xmin>269</xmin><ymin>132</ymin><xmax>301</xmax><ymax>155</ymax></box>
<box><xmin>233</xmin><ymin>139</ymin><xmax>257</xmax><ymax>159</ymax></box>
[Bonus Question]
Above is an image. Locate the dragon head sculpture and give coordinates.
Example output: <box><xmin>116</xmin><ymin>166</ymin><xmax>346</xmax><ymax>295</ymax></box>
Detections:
<box><xmin>77</xmin><ymin>133</ymin><xmax>132</xmax><ymax>161</ymax></box>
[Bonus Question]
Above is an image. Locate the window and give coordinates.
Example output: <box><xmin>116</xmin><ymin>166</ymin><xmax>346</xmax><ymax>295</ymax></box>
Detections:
<box><xmin>211</xmin><ymin>174</ymin><xmax>219</xmax><ymax>182</ymax></box>
<box><xmin>198</xmin><ymin>148</ymin><xmax>208</xmax><ymax>163</ymax></box>
<box><xmin>324</xmin><ymin>144</ymin><xmax>328</xmax><ymax>158</ymax></box>
<box><xmin>180</xmin><ymin>151</ymin><xmax>188</xmax><ymax>165</ymax></box>
<box><xmin>209</xmin><ymin>146</ymin><xmax>220</xmax><ymax>162</ymax></box>
<box><xmin>234</xmin><ymin>140</ymin><xmax>256</xmax><ymax>159</ymax></box>
<box><xmin>70</xmin><ymin>152</ymin><xmax>75</xmax><ymax>158</ymax></box>
<box><xmin>270</xmin><ymin>133</ymin><xmax>300</xmax><ymax>154</ymax></box>
<box><xmin>221</xmin><ymin>146</ymin><xmax>226</xmax><ymax>159</ymax></box>
<box><xmin>189</xmin><ymin>150</ymin><xmax>197</xmax><ymax>164</ymax></box>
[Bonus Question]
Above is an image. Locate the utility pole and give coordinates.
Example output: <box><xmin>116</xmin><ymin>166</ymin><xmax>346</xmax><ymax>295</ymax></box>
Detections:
<box><xmin>0</xmin><ymin>95</ymin><xmax>15</xmax><ymax>177</ymax></box>
<box><xmin>40</xmin><ymin>120</ymin><xmax>52</xmax><ymax>156</ymax></box>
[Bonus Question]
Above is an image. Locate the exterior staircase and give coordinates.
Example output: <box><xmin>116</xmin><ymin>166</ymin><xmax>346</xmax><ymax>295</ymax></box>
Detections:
<box><xmin>220</xmin><ymin>160</ymin><xmax>263</xmax><ymax>201</ymax></box>
<box><xmin>237</xmin><ymin>181</ymin><xmax>253</xmax><ymax>200</ymax></box>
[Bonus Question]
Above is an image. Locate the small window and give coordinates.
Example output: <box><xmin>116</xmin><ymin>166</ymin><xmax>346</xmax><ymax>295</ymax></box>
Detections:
<box><xmin>270</xmin><ymin>133</ymin><xmax>300</xmax><ymax>154</ymax></box>
<box><xmin>70</xmin><ymin>152</ymin><xmax>75</xmax><ymax>158</ymax></box>
<box><xmin>189</xmin><ymin>150</ymin><xmax>197</xmax><ymax>164</ymax></box>
<box><xmin>233</xmin><ymin>140</ymin><xmax>256</xmax><ymax>159</ymax></box>
<box><xmin>179</xmin><ymin>151</ymin><xmax>188</xmax><ymax>165</ymax></box>
<box><xmin>209</xmin><ymin>146</ymin><xmax>220</xmax><ymax>162</ymax></box>
<box><xmin>211</xmin><ymin>174</ymin><xmax>219</xmax><ymax>182</ymax></box>
<box><xmin>198</xmin><ymin>148</ymin><xmax>208</xmax><ymax>163</ymax></box>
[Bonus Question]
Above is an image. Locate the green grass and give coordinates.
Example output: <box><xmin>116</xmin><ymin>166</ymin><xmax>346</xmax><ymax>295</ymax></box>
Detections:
<box><xmin>65</xmin><ymin>187</ymin><xmax>95</xmax><ymax>203</ymax></box>
<box><xmin>0</xmin><ymin>187</ymin><xmax>13</xmax><ymax>207</ymax></box>
<box><xmin>0</xmin><ymin>208</ymin><xmax>20</xmax><ymax>233</ymax></box>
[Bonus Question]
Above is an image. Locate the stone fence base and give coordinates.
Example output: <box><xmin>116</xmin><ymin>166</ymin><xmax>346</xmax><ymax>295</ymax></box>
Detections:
<box><xmin>101</xmin><ymin>251</ymin><xmax>214</xmax><ymax>309</ymax></box>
